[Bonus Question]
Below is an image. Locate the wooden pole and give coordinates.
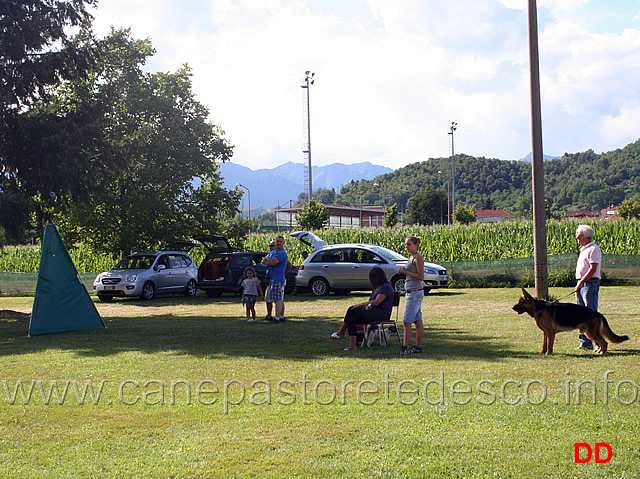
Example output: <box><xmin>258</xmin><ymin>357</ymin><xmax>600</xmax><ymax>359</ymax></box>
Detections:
<box><xmin>528</xmin><ymin>0</ymin><xmax>549</xmax><ymax>299</ymax></box>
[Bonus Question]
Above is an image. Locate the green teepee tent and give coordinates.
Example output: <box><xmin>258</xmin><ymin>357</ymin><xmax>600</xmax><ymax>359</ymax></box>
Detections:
<box><xmin>29</xmin><ymin>224</ymin><xmax>105</xmax><ymax>336</ymax></box>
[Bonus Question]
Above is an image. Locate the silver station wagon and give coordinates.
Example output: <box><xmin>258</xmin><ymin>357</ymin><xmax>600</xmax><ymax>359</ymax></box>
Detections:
<box><xmin>93</xmin><ymin>251</ymin><xmax>198</xmax><ymax>301</ymax></box>
<box><xmin>291</xmin><ymin>231</ymin><xmax>448</xmax><ymax>296</ymax></box>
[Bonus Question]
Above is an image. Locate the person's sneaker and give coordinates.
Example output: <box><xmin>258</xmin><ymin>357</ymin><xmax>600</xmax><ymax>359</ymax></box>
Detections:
<box><xmin>576</xmin><ymin>343</ymin><xmax>593</xmax><ymax>350</ymax></box>
<box><xmin>400</xmin><ymin>346</ymin><xmax>410</xmax><ymax>356</ymax></box>
<box><xmin>247</xmin><ymin>319</ymin><xmax>257</xmax><ymax>323</ymax></box>
<box><xmin>410</xmin><ymin>345</ymin><xmax>423</xmax><ymax>354</ymax></box>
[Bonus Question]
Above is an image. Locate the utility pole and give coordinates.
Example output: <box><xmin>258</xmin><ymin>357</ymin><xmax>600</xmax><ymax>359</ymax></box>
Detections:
<box><xmin>528</xmin><ymin>0</ymin><xmax>549</xmax><ymax>299</ymax></box>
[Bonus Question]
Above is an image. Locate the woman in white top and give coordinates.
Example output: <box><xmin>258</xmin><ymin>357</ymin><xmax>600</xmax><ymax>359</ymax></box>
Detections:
<box><xmin>397</xmin><ymin>236</ymin><xmax>425</xmax><ymax>355</ymax></box>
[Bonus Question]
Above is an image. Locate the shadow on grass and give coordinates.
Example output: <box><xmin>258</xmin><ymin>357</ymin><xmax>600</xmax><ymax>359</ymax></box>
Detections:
<box><xmin>0</xmin><ymin>304</ymin><xmax>531</xmax><ymax>362</ymax></box>
<box><xmin>89</xmin><ymin>292</ymin><xmax>367</xmax><ymax>308</ymax></box>
<box><xmin>561</xmin><ymin>349</ymin><xmax>638</xmax><ymax>358</ymax></box>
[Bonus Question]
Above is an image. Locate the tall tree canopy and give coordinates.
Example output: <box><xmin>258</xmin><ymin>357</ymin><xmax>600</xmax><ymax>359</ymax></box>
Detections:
<box><xmin>1</xmin><ymin>0</ymin><xmax>99</xmax><ymax>241</ymax></box>
<box><xmin>1</xmin><ymin>3</ymin><xmax>241</xmax><ymax>252</ymax></box>
<box><xmin>54</xmin><ymin>30</ymin><xmax>237</xmax><ymax>256</ymax></box>
<box><xmin>0</xmin><ymin>0</ymin><xmax>97</xmax><ymax>116</ymax></box>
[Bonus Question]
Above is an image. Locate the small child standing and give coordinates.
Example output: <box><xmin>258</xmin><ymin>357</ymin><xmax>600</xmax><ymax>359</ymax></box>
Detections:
<box><xmin>241</xmin><ymin>267</ymin><xmax>263</xmax><ymax>322</ymax></box>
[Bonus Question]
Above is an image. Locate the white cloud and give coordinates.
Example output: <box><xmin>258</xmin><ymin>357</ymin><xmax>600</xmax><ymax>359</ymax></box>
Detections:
<box><xmin>90</xmin><ymin>0</ymin><xmax>640</xmax><ymax>170</ymax></box>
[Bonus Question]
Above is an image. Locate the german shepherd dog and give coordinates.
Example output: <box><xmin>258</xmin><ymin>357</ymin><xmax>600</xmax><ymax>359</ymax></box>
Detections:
<box><xmin>512</xmin><ymin>288</ymin><xmax>629</xmax><ymax>355</ymax></box>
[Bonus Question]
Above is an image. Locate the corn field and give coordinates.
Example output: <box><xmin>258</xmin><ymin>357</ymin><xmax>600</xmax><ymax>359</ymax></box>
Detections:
<box><xmin>249</xmin><ymin>219</ymin><xmax>640</xmax><ymax>264</ymax></box>
<box><xmin>1</xmin><ymin>219</ymin><xmax>638</xmax><ymax>273</ymax></box>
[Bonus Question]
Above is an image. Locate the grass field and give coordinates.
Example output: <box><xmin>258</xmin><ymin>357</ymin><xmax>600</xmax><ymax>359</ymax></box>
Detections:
<box><xmin>1</xmin><ymin>287</ymin><xmax>639</xmax><ymax>478</ymax></box>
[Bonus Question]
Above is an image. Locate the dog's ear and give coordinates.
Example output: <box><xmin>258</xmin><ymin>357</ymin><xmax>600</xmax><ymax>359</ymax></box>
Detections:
<box><xmin>521</xmin><ymin>288</ymin><xmax>532</xmax><ymax>299</ymax></box>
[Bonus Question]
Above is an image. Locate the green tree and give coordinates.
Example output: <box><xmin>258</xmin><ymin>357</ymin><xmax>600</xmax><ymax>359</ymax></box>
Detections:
<box><xmin>55</xmin><ymin>31</ymin><xmax>236</xmax><ymax>256</ymax></box>
<box><xmin>482</xmin><ymin>197</ymin><xmax>495</xmax><ymax>210</ymax></box>
<box><xmin>295</xmin><ymin>200</ymin><xmax>328</xmax><ymax>230</ymax></box>
<box><xmin>618</xmin><ymin>198</ymin><xmax>640</xmax><ymax>219</ymax></box>
<box><xmin>0</xmin><ymin>0</ymin><xmax>99</xmax><ymax>241</ymax></box>
<box><xmin>453</xmin><ymin>204</ymin><xmax>476</xmax><ymax>225</ymax></box>
<box><xmin>384</xmin><ymin>203</ymin><xmax>398</xmax><ymax>227</ymax></box>
<box><xmin>0</xmin><ymin>188</ymin><xmax>32</xmax><ymax>244</ymax></box>
<box><xmin>0</xmin><ymin>0</ymin><xmax>97</xmax><ymax>116</ymax></box>
<box><xmin>406</xmin><ymin>186</ymin><xmax>444</xmax><ymax>225</ymax></box>
<box><xmin>313</xmin><ymin>188</ymin><xmax>336</xmax><ymax>205</ymax></box>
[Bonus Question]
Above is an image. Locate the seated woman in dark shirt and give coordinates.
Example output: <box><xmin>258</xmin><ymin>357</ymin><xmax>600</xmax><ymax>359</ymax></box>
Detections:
<box><xmin>329</xmin><ymin>266</ymin><xmax>395</xmax><ymax>351</ymax></box>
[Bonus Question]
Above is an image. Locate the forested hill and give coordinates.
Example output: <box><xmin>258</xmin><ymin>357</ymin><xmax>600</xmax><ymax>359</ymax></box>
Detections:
<box><xmin>335</xmin><ymin>138</ymin><xmax>640</xmax><ymax>215</ymax></box>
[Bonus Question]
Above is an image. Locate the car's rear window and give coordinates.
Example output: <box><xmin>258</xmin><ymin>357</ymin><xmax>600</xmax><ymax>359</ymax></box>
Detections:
<box><xmin>233</xmin><ymin>255</ymin><xmax>252</xmax><ymax>266</ymax></box>
<box><xmin>311</xmin><ymin>249</ymin><xmax>351</xmax><ymax>263</ymax></box>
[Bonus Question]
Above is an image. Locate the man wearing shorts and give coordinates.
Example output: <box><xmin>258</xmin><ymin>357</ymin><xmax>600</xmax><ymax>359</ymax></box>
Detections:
<box><xmin>262</xmin><ymin>235</ymin><xmax>289</xmax><ymax>323</ymax></box>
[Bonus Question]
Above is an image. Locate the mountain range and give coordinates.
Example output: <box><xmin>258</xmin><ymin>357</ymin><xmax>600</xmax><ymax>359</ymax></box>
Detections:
<box><xmin>219</xmin><ymin>161</ymin><xmax>393</xmax><ymax>211</ymax></box>
<box><xmin>518</xmin><ymin>152</ymin><xmax>561</xmax><ymax>162</ymax></box>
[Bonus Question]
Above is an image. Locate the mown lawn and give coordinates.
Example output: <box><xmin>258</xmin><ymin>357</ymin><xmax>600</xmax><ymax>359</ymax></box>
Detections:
<box><xmin>1</xmin><ymin>287</ymin><xmax>639</xmax><ymax>478</ymax></box>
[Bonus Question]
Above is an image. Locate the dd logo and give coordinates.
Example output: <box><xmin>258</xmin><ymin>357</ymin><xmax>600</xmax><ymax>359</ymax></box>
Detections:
<box><xmin>574</xmin><ymin>443</ymin><xmax>612</xmax><ymax>464</ymax></box>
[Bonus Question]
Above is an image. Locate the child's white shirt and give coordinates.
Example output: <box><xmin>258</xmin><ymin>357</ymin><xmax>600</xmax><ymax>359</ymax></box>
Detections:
<box><xmin>241</xmin><ymin>277</ymin><xmax>261</xmax><ymax>296</ymax></box>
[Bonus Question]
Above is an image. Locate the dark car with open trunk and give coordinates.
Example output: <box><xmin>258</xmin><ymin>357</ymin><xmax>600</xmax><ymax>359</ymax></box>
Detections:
<box><xmin>193</xmin><ymin>235</ymin><xmax>296</xmax><ymax>297</ymax></box>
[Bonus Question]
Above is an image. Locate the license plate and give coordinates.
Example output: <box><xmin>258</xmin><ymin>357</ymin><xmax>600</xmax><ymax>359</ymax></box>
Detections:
<box><xmin>106</xmin><ymin>286</ymin><xmax>116</xmax><ymax>290</ymax></box>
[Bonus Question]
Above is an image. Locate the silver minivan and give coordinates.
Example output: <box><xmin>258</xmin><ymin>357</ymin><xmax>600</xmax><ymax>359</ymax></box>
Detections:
<box><xmin>291</xmin><ymin>231</ymin><xmax>448</xmax><ymax>296</ymax></box>
<box><xmin>93</xmin><ymin>251</ymin><xmax>198</xmax><ymax>301</ymax></box>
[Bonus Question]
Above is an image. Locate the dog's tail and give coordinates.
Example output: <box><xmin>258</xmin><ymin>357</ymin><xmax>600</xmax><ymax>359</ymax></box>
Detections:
<box><xmin>600</xmin><ymin>315</ymin><xmax>630</xmax><ymax>343</ymax></box>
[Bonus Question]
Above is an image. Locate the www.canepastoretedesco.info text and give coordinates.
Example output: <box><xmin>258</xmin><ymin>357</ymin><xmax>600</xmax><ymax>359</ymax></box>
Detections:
<box><xmin>2</xmin><ymin>371</ymin><xmax>638</xmax><ymax>413</ymax></box>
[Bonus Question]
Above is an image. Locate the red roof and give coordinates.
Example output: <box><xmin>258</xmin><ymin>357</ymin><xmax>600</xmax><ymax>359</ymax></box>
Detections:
<box><xmin>475</xmin><ymin>209</ymin><xmax>514</xmax><ymax>218</ymax></box>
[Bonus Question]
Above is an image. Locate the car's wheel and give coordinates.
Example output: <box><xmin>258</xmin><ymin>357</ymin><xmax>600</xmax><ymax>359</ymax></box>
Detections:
<box><xmin>309</xmin><ymin>277</ymin><xmax>330</xmax><ymax>296</ymax></box>
<box><xmin>205</xmin><ymin>289</ymin><xmax>223</xmax><ymax>298</ymax></box>
<box><xmin>97</xmin><ymin>295</ymin><xmax>113</xmax><ymax>302</ymax></box>
<box><xmin>140</xmin><ymin>281</ymin><xmax>155</xmax><ymax>300</ymax></box>
<box><xmin>391</xmin><ymin>275</ymin><xmax>406</xmax><ymax>293</ymax></box>
<box><xmin>184</xmin><ymin>279</ymin><xmax>197</xmax><ymax>297</ymax></box>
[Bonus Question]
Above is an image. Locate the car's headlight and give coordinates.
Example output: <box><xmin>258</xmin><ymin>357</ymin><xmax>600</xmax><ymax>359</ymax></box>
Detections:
<box><xmin>126</xmin><ymin>274</ymin><xmax>138</xmax><ymax>282</ymax></box>
<box><xmin>94</xmin><ymin>274</ymin><xmax>104</xmax><ymax>284</ymax></box>
<box><xmin>424</xmin><ymin>267</ymin><xmax>436</xmax><ymax>275</ymax></box>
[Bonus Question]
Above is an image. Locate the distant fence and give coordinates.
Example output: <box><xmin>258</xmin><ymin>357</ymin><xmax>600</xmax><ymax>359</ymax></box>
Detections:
<box><xmin>0</xmin><ymin>273</ymin><xmax>97</xmax><ymax>295</ymax></box>
<box><xmin>1</xmin><ymin>254</ymin><xmax>639</xmax><ymax>294</ymax></box>
<box><xmin>443</xmin><ymin>254</ymin><xmax>640</xmax><ymax>284</ymax></box>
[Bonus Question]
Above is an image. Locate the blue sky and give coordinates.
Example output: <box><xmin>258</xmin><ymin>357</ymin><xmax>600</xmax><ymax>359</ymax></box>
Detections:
<box><xmin>91</xmin><ymin>0</ymin><xmax>640</xmax><ymax>170</ymax></box>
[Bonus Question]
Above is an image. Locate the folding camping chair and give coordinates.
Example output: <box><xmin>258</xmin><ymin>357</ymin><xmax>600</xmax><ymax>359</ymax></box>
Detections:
<box><xmin>361</xmin><ymin>291</ymin><xmax>402</xmax><ymax>347</ymax></box>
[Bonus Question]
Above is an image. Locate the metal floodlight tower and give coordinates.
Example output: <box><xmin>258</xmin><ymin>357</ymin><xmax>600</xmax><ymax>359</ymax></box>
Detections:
<box><xmin>448</xmin><ymin>122</ymin><xmax>457</xmax><ymax>221</ymax></box>
<box><xmin>301</xmin><ymin>71</ymin><xmax>315</xmax><ymax>202</ymax></box>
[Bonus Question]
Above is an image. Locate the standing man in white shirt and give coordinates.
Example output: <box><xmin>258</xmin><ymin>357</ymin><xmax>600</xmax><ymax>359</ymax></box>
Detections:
<box><xmin>575</xmin><ymin>224</ymin><xmax>602</xmax><ymax>350</ymax></box>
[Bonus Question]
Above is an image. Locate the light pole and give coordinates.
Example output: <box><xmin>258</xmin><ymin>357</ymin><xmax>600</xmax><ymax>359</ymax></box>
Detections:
<box><xmin>448</xmin><ymin>122</ymin><xmax>457</xmax><ymax>221</ymax></box>
<box><xmin>236</xmin><ymin>183</ymin><xmax>251</xmax><ymax>234</ymax></box>
<box><xmin>301</xmin><ymin>71</ymin><xmax>314</xmax><ymax>202</ymax></box>
<box><xmin>373</xmin><ymin>182</ymin><xmax>385</xmax><ymax>206</ymax></box>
